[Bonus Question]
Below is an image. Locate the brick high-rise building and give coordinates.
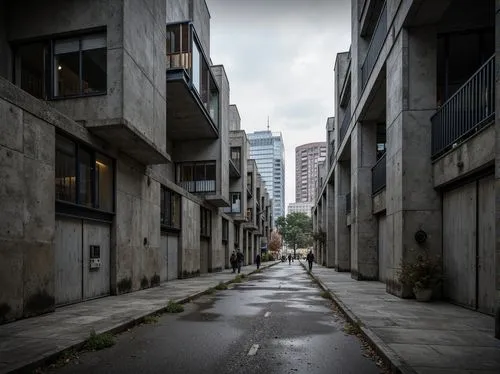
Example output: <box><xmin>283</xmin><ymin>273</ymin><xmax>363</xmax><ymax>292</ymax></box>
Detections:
<box><xmin>295</xmin><ymin>142</ymin><xmax>326</xmax><ymax>202</ymax></box>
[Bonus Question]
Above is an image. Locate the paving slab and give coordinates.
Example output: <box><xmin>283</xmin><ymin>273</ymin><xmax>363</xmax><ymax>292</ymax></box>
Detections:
<box><xmin>302</xmin><ymin>262</ymin><xmax>500</xmax><ymax>374</ymax></box>
<box><xmin>0</xmin><ymin>262</ymin><xmax>278</xmax><ymax>374</ymax></box>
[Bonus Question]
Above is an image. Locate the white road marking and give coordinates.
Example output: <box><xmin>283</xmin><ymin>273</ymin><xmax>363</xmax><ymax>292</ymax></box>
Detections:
<box><xmin>247</xmin><ymin>344</ymin><xmax>260</xmax><ymax>356</ymax></box>
<box><xmin>264</xmin><ymin>311</ymin><xmax>271</xmax><ymax>318</ymax></box>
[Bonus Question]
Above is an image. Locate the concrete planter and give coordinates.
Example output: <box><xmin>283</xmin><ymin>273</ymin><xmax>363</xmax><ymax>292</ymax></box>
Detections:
<box><xmin>414</xmin><ymin>288</ymin><xmax>433</xmax><ymax>302</ymax></box>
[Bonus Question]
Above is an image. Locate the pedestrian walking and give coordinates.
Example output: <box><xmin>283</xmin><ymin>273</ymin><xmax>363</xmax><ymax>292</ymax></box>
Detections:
<box><xmin>237</xmin><ymin>250</ymin><xmax>244</xmax><ymax>274</ymax></box>
<box><xmin>230</xmin><ymin>251</ymin><xmax>237</xmax><ymax>273</ymax></box>
<box><xmin>288</xmin><ymin>254</ymin><xmax>292</xmax><ymax>265</ymax></box>
<box><xmin>255</xmin><ymin>254</ymin><xmax>261</xmax><ymax>269</ymax></box>
<box><xmin>306</xmin><ymin>250</ymin><xmax>315</xmax><ymax>271</ymax></box>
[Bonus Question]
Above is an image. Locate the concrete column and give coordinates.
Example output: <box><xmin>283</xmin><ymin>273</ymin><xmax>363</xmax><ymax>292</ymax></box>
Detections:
<box><xmin>494</xmin><ymin>1</ymin><xmax>500</xmax><ymax>339</ymax></box>
<box><xmin>321</xmin><ymin>194</ymin><xmax>327</xmax><ymax>265</ymax></box>
<box><xmin>385</xmin><ymin>27</ymin><xmax>441</xmax><ymax>296</ymax></box>
<box><xmin>317</xmin><ymin>200</ymin><xmax>323</xmax><ymax>265</ymax></box>
<box><xmin>326</xmin><ymin>182</ymin><xmax>335</xmax><ymax>267</ymax></box>
<box><xmin>351</xmin><ymin>121</ymin><xmax>377</xmax><ymax>280</ymax></box>
<box><xmin>335</xmin><ymin>161</ymin><xmax>350</xmax><ymax>271</ymax></box>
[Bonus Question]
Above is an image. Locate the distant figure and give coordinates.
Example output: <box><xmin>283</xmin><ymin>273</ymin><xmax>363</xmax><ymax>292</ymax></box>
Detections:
<box><xmin>306</xmin><ymin>250</ymin><xmax>315</xmax><ymax>271</ymax></box>
<box><xmin>237</xmin><ymin>250</ymin><xmax>244</xmax><ymax>274</ymax></box>
<box><xmin>255</xmin><ymin>254</ymin><xmax>261</xmax><ymax>269</ymax></box>
<box><xmin>230</xmin><ymin>251</ymin><xmax>237</xmax><ymax>273</ymax></box>
<box><xmin>288</xmin><ymin>254</ymin><xmax>292</xmax><ymax>265</ymax></box>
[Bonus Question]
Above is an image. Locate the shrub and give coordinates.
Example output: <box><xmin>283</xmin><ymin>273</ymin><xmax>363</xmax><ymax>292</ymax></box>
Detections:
<box><xmin>165</xmin><ymin>300</ymin><xmax>184</xmax><ymax>313</ymax></box>
<box><xmin>215</xmin><ymin>282</ymin><xmax>228</xmax><ymax>290</ymax></box>
<box><xmin>84</xmin><ymin>330</ymin><xmax>115</xmax><ymax>351</ymax></box>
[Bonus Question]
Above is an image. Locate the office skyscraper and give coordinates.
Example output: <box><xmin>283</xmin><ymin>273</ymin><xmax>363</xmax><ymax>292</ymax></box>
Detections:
<box><xmin>295</xmin><ymin>142</ymin><xmax>327</xmax><ymax>202</ymax></box>
<box><xmin>248</xmin><ymin>130</ymin><xmax>285</xmax><ymax>222</ymax></box>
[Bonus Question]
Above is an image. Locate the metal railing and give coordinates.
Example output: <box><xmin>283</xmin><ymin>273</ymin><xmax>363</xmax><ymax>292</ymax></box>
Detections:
<box><xmin>346</xmin><ymin>192</ymin><xmax>351</xmax><ymax>214</ymax></box>
<box><xmin>431</xmin><ymin>55</ymin><xmax>495</xmax><ymax>159</ymax></box>
<box><xmin>360</xmin><ymin>2</ymin><xmax>387</xmax><ymax>90</ymax></box>
<box><xmin>339</xmin><ymin>100</ymin><xmax>351</xmax><ymax>144</ymax></box>
<box><xmin>372</xmin><ymin>152</ymin><xmax>387</xmax><ymax>195</ymax></box>
<box><xmin>178</xmin><ymin>180</ymin><xmax>215</xmax><ymax>193</ymax></box>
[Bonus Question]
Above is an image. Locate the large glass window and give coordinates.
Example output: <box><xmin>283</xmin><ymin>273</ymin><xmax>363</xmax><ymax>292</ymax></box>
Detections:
<box><xmin>161</xmin><ymin>186</ymin><xmax>181</xmax><ymax>230</ymax></box>
<box><xmin>55</xmin><ymin>133</ymin><xmax>114</xmax><ymax>212</ymax></box>
<box><xmin>230</xmin><ymin>192</ymin><xmax>241</xmax><ymax>213</ymax></box>
<box><xmin>177</xmin><ymin>161</ymin><xmax>216</xmax><ymax>193</ymax></box>
<box><xmin>192</xmin><ymin>40</ymin><xmax>201</xmax><ymax>94</ymax></box>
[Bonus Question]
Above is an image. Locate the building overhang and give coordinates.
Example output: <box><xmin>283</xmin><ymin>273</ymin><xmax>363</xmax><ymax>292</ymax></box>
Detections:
<box><xmin>166</xmin><ymin>69</ymin><xmax>219</xmax><ymax>141</ymax></box>
<box><xmin>242</xmin><ymin>223</ymin><xmax>258</xmax><ymax>231</ymax></box>
<box><xmin>85</xmin><ymin>118</ymin><xmax>171</xmax><ymax>165</ymax></box>
<box><xmin>205</xmin><ymin>194</ymin><xmax>230</xmax><ymax>208</ymax></box>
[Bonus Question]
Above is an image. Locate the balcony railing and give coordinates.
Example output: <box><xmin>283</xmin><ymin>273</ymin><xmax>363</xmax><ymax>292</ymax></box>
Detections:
<box><xmin>360</xmin><ymin>2</ymin><xmax>387</xmax><ymax>90</ymax></box>
<box><xmin>178</xmin><ymin>180</ymin><xmax>215</xmax><ymax>193</ymax></box>
<box><xmin>431</xmin><ymin>55</ymin><xmax>495</xmax><ymax>159</ymax></box>
<box><xmin>372</xmin><ymin>152</ymin><xmax>387</xmax><ymax>195</ymax></box>
<box><xmin>346</xmin><ymin>192</ymin><xmax>351</xmax><ymax>214</ymax></box>
<box><xmin>339</xmin><ymin>100</ymin><xmax>351</xmax><ymax>144</ymax></box>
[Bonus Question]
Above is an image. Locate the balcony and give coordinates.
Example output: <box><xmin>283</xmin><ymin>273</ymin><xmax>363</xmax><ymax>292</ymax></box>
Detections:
<box><xmin>431</xmin><ymin>55</ymin><xmax>495</xmax><ymax>159</ymax></box>
<box><xmin>229</xmin><ymin>147</ymin><xmax>241</xmax><ymax>178</ymax></box>
<box><xmin>178</xmin><ymin>180</ymin><xmax>215</xmax><ymax>193</ymax></box>
<box><xmin>372</xmin><ymin>152</ymin><xmax>387</xmax><ymax>195</ymax></box>
<box><xmin>360</xmin><ymin>2</ymin><xmax>387</xmax><ymax>91</ymax></box>
<box><xmin>339</xmin><ymin>100</ymin><xmax>351</xmax><ymax>145</ymax></box>
<box><xmin>166</xmin><ymin>22</ymin><xmax>219</xmax><ymax>141</ymax></box>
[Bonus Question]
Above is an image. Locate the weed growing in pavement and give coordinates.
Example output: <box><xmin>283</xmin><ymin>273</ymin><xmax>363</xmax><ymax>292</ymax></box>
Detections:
<box><xmin>165</xmin><ymin>300</ymin><xmax>184</xmax><ymax>313</ymax></box>
<box><xmin>232</xmin><ymin>275</ymin><xmax>243</xmax><ymax>283</ymax></box>
<box><xmin>143</xmin><ymin>314</ymin><xmax>160</xmax><ymax>324</ymax></box>
<box><xmin>84</xmin><ymin>330</ymin><xmax>115</xmax><ymax>351</ymax></box>
<box><xmin>215</xmin><ymin>282</ymin><xmax>228</xmax><ymax>290</ymax></box>
<box><xmin>320</xmin><ymin>291</ymin><xmax>333</xmax><ymax>300</ymax></box>
<box><xmin>343</xmin><ymin>321</ymin><xmax>362</xmax><ymax>336</ymax></box>
<box><xmin>206</xmin><ymin>287</ymin><xmax>217</xmax><ymax>295</ymax></box>
<box><xmin>240</xmin><ymin>273</ymin><xmax>247</xmax><ymax>279</ymax></box>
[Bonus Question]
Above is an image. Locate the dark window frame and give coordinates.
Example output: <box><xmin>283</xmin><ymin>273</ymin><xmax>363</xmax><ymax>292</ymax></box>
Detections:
<box><xmin>55</xmin><ymin>132</ymin><xmax>115</xmax><ymax>221</ymax></box>
<box><xmin>222</xmin><ymin>218</ymin><xmax>229</xmax><ymax>242</ymax></box>
<box><xmin>161</xmin><ymin>186</ymin><xmax>182</xmax><ymax>232</ymax></box>
<box><xmin>12</xmin><ymin>28</ymin><xmax>107</xmax><ymax>100</ymax></box>
<box><xmin>200</xmin><ymin>206</ymin><xmax>212</xmax><ymax>238</ymax></box>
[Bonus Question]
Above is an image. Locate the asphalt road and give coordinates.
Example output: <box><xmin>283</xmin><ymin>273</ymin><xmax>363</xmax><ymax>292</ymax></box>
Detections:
<box><xmin>49</xmin><ymin>262</ymin><xmax>382</xmax><ymax>374</ymax></box>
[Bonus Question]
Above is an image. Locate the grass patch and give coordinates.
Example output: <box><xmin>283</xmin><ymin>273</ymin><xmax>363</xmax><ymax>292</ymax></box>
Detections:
<box><xmin>165</xmin><ymin>300</ymin><xmax>184</xmax><ymax>313</ymax></box>
<box><xmin>232</xmin><ymin>275</ymin><xmax>243</xmax><ymax>283</ymax></box>
<box><xmin>206</xmin><ymin>287</ymin><xmax>217</xmax><ymax>295</ymax></box>
<box><xmin>143</xmin><ymin>314</ymin><xmax>160</xmax><ymax>324</ymax></box>
<box><xmin>240</xmin><ymin>273</ymin><xmax>247</xmax><ymax>279</ymax></box>
<box><xmin>84</xmin><ymin>330</ymin><xmax>115</xmax><ymax>351</ymax></box>
<box><xmin>215</xmin><ymin>282</ymin><xmax>228</xmax><ymax>290</ymax></box>
<box><xmin>344</xmin><ymin>321</ymin><xmax>362</xmax><ymax>336</ymax></box>
<box><xmin>320</xmin><ymin>291</ymin><xmax>332</xmax><ymax>300</ymax></box>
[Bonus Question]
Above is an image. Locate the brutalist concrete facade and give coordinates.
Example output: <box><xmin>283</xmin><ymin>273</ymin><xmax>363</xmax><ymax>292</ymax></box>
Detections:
<box><xmin>313</xmin><ymin>0</ymin><xmax>500</xmax><ymax>338</ymax></box>
<box><xmin>0</xmin><ymin>0</ymin><xmax>272</xmax><ymax>324</ymax></box>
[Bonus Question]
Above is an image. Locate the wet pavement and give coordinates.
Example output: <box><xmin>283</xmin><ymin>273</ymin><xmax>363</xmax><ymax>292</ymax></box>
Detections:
<box><xmin>47</xmin><ymin>263</ymin><xmax>381</xmax><ymax>374</ymax></box>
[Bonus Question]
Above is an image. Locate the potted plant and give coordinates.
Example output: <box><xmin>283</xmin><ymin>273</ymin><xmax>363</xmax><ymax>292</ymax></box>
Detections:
<box><xmin>397</xmin><ymin>253</ymin><xmax>442</xmax><ymax>302</ymax></box>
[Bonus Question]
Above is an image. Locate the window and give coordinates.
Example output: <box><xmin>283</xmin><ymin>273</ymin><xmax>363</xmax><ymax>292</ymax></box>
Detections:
<box><xmin>55</xmin><ymin>133</ymin><xmax>114</xmax><ymax>211</ymax></box>
<box><xmin>230</xmin><ymin>192</ymin><xmax>241</xmax><ymax>213</ymax></box>
<box><xmin>177</xmin><ymin>161</ymin><xmax>216</xmax><ymax>193</ymax></box>
<box><xmin>222</xmin><ymin>218</ymin><xmax>229</xmax><ymax>242</ymax></box>
<box><xmin>230</xmin><ymin>147</ymin><xmax>241</xmax><ymax>171</ymax></box>
<box><xmin>15</xmin><ymin>32</ymin><xmax>106</xmax><ymax>99</ymax></box>
<box><xmin>161</xmin><ymin>186</ymin><xmax>181</xmax><ymax>230</ymax></box>
<box><xmin>200</xmin><ymin>207</ymin><xmax>212</xmax><ymax>237</ymax></box>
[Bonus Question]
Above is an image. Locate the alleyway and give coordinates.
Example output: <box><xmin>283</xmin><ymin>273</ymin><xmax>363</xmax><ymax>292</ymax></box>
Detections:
<box><xmin>46</xmin><ymin>263</ymin><xmax>381</xmax><ymax>374</ymax></box>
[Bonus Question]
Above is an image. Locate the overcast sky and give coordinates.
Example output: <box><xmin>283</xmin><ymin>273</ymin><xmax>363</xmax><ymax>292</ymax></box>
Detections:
<box><xmin>206</xmin><ymin>0</ymin><xmax>351</xmax><ymax>210</ymax></box>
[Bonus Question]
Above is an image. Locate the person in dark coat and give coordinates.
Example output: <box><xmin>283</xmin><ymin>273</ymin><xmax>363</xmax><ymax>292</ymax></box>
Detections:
<box><xmin>306</xmin><ymin>250</ymin><xmax>315</xmax><ymax>271</ymax></box>
<box><xmin>288</xmin><ymin>254</ymin><xmax>292</xmax><ymax>265</ymax></box>
<box><xmin>236</xmin><ymin>250</ymin><xmax>244</xmax><ymax>274</ymax></box>
<box><xmin>255</xmin><ymin>254</ymin><xmax>261</xmax><ymax>269</ymax></box>
<box><xmin>230</xmin><ymin>251</ymin><xmax>237</xmax><ymax>273</ymax></box>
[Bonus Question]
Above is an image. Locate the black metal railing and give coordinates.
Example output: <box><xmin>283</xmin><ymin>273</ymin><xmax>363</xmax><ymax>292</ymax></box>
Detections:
<box><xmin>372</xmin><ymin>152</ymin><xmax>387</xmax><ymax>195</ymax></box>
<box><xmin>346</xmin><ymin>192</ymin><xmax>351</xmax><ymax>214</ymax></box>
<box><xmin>360</xmin><ymin>2</ymin><xmax>387</xmax><ymax>90</ymax></box>
<box><xmin>339</xmin><ymin>101</ymin><xmax>351</xmax><ymax>144</ymax></box>
<box><xmin>431</xmin><ymin>55</ymin><xmax>495</xmax><ymax>159</ymax></box>
<box><xmin>178</xmin><ymin>180</ymin><xmax>215</xmax><ymax>193</ymax></box>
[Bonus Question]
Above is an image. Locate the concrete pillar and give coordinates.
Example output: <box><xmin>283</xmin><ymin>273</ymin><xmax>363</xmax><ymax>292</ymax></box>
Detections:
<box><xmin>335</xmin><ymin>161</ymin><xmax>350</xmax><ymax>271</ymax></box>
<box><xmin>321</xmin><ymin>194</ymin><xmax>327</xmax><ymax>265</ymax></box>
<box><xmin>494</xmin><ymin>0</ymin><xmax>500</xmax><ymax>339</ymax></box>
<box><xmin>326</xmin><ymin>182</ymin><xmax>335</xmax><ymax>267</ymax></box>
<box><xmin>385</xmin><ymin>27</ymin><xmax>441</xmax><ymax>296</ymax></box>
<box><xmin>351</xmin><ymin>121</ymin><xmax>378</xmax><ymax>280</ymax></box>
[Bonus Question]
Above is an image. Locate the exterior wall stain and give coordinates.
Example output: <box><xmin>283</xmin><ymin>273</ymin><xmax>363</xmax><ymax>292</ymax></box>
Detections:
<box><xmin>24</xmin><ymin>290</ymin><xmax>55</xmax><ymax>316</ymax></box>
<box><xmin>117</xmin><ymin>278</ymin><xmax>132</xmax><ymax>294</ymax></box>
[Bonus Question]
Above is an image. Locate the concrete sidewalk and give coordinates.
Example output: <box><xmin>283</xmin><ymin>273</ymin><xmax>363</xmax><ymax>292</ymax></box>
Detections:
<box><xmin>302</xmin><ymin>262</ymin><xmax>500</xmax><ymax>374</ymax></box>
<box><xmin>0</xmin><ymin>261</ymin><xmax>279</xmax><ymax>374</ymax></box>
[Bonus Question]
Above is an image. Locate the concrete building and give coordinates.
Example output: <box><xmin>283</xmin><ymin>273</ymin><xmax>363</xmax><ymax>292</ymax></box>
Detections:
<box><xmin>295</xmin><ymin>142</ymin><xmax>326</xmax><ymax>203</ymax></box>
<box><xmin>247</xmin><ymin>130</ymin><xmax>285</xmax><ymax>222</ymax></box>
<box><xmin>0</xmin><ymin>0</ymin><xmax>272</xmax><ymax>324</ymax></box>
<box><xmin>312</xmin><ymin>0</ymin><xmax>500</xmax><ymax>339</ymax></box>
<box><xmin>287</xmin><ymin>202</ymin><xmax>313</xmax><ymax>217</ymax></box>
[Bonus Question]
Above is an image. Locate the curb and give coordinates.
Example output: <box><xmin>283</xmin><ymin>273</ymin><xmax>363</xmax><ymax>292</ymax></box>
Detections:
<box><xmin>299</xmin><ymin>261</ymin><xmax>417</xmax><ymax>374</ymax></box>
<box><xmin>9</xmin><ymin>261</ymin><xmax>281</xmax><ymax>374</ymax></box>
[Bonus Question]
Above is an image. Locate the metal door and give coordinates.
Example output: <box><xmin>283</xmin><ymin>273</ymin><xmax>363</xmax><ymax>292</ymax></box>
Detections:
<box><xmin>477</xmin><ymin>175</ymin><xmax>495</xmax><ymax>315</ymax></box>
<box><xmin>200</xmin><ymin>239</ymin><xmax>209</xmax><ymax>274</ymax></box>
<box><xmin>55</xmin><ymin>218</ymin><xmax>83</xmax><ymax>305</ymax></box>
<box><xmin>377</xmin><ymin>215</ymin><xmax>388</xmax><ymax>283</ymax></box>
<box><xmin>443</xmin><ymin>181</ymin><xmax>477</xmax><ymax>308</ymax></box>
<box><xmin>82</xmin><ymin>221</ymin><xmax>110</xmax><ymax>300</ymax></box>
<box><xmin>167</xmin><ymin>235</ymin><xmax>178</xmax><ymax>280</ymax></box>
<box><xmin>160</xmin><ymin>235</ymin><xmax>168</xmax><ymax>282</ymax></box>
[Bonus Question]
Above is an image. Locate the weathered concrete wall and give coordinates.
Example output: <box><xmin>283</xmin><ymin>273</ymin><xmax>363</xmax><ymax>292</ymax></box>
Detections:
<box><xmin>167</xmin><ymin>0</ymin><xmax>189</xmax><ymax>23</ymax></box>
<box><xmin>114</xmin><ymin>157</ymin><xmax>162</xmax><ymax>293</ymax></box>
<box><xmin>180</xmin><ymin>198</ymin><xmax>201</xmax><ymax>276</ymax></box>
<box><xmin>433</xmin><ymin>125</ymin><xmax>495</xmax><ymax>188</ymax></box>
<box><xmin>210</xmin><ymin>209</ymin><xmax>223</xmax><ymax>272</ymax></box>
<box><xmin>0</xmin><ymin>79</ymin><xmax>57</xmax><ymax>322</ymax></box>
<box><xmin>229</xmin><ymin>105</ymin><xmax>241</xmax><ymax>131</ymax></box>
<box><xmin>494</xmin><ymin>0</ymin><xmax>500</xmax><ymax>340</ymax></box>
<box><xmin>326</xmin><ymin>183</ymin><xmax>335</xmax><ymax>267</ymax></box>
<box><xmin>372</xmin><ymin>189</ymin><xmax>386</xmax><ymax>214</ymax></box>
